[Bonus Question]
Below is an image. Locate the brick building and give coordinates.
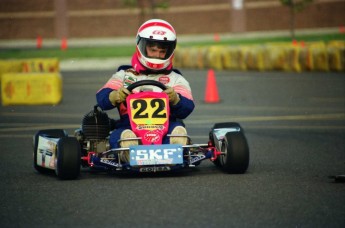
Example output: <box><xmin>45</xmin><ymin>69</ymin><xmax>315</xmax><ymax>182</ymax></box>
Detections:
<box><xmin>0</xmin><ymin>0</ymin><xmax>344</xmax><ymax>39</ymax></box>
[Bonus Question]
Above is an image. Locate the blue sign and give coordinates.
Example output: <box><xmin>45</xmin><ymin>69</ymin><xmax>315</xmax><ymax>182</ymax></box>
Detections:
<box><xmin>129</xmin><ymin>144</ymin><xmax>183</xmax><ymax>166</ymax></box>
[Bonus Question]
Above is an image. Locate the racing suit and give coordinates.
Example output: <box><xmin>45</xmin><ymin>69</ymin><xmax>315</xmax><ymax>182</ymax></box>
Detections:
<box><xmin>96</xmin><ymin>55</ymin><xmax>195</xmax><ymax>149</ymax></box>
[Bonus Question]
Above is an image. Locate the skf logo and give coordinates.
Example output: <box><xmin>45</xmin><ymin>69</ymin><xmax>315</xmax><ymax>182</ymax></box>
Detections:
<box><xmin>152</xmin><ymin>30</ymin><xmax>166</xmax><ymax>35</ymax></box>
<box><xmin>135</xmin><ymin>148</ymin><xmax>178</xmax><ymax>160</ymax></box>
<box><xmin>130</xmin><ymin>145</ymin><xmax>183</xmax><ymax>166</ymax></box>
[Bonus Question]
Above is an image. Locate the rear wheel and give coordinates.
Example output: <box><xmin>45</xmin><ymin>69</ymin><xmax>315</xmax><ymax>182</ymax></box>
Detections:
<box><xmin>55</xmin><ymin>137</ymin><xmax>81</xmax><ymax>180</ymax></box>
<box><xmin>218</xmin><ymin>132</ymin><xmax>249</xmax><ymax>174</ymax></box>
<box><xmin>33</xmin><ymin>129</ymin><xmax>68</xmax><ymax>174</ymax></box>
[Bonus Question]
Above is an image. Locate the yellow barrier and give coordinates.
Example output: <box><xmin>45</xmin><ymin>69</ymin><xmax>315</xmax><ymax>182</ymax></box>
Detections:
<box><xmin>1</xmin><ymin>73</ymin><xmax>62</xmax><ymax>105</ymax></box>
<box><xmin>206</xmin><ymin>46</ymin><xmax>223</xmax><ymax>70</ymax></box>
<box><xmin>221</xmin><ymin>46</ymin><xmax>247</xmax><ymax>71</ymax></box>
<box><xmin>312</xmin><ymin>42</ymin><xmax>329</xmax><ymax>71</ymax></box>
<box><xmin>22</xmin><ymin>58</ymin><xmax>59</xmax><ymax>73</ymax></box>
<box><xmin>173</xmin><ymin>40</ymin><xmax>344</xmax><ymax>72</ymax></box>
<box><xmin>327</xmin><ymin>41</ymin><xmax>345</xmax><ymax>71</ymax></box>
<box><xmin>0</xmin><ymin>60</ymin><xmax>23</xmax><ymax>81</ymax></box>
<box><xmin>173</xmin><ymin>46</ymin><xmax>182</xmax><ymax>68</ymax></box>
<box><xmin>180</xmin><ymin>48</ymin><xmax>192</xmax><ymax>68</ymax></box>
<box><xmin>265</xmin><ymin>43</ymin><xmax>301</xmax><ymax>72</ymax></box>
<box><xmin>0</xmin><ymin>58</ymin><xmax>60</xmax><ymax>83</ymax></box>
<box><xmin>244</xmin><ymin>45</ymin><xmax>267</xmax><ymax>71</ymax></box>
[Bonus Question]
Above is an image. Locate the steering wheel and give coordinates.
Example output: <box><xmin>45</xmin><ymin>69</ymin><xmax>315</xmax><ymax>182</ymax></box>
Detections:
<box><xmin>127</xmin><ymin>80</ymin><xmax>167</xmax><ymax>92</ymax></box>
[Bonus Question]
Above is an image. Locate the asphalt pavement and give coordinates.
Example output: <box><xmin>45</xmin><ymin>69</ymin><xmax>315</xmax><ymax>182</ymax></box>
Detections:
<box><xmin>1</xmin><ymin>70</ymin><xmax>344</xmax><ymax>227</ymax></box>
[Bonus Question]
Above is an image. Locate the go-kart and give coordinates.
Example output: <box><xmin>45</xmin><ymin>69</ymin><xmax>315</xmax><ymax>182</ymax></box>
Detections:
<box><xmin>33</xmin><ymin>80</ymin><xmax>249</xmax><ymax>180</ymax></box>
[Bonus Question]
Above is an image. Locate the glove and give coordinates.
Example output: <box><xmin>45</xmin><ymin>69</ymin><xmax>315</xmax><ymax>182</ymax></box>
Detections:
<box><xmin>109</xmin><ymin>87</ymin><xmax>131</xmax><ymax>105</ymax></box>
<box><xmin>164</xmin><ymin>86</ymin><xmax>180</xmax><ymax>105</ymax></box>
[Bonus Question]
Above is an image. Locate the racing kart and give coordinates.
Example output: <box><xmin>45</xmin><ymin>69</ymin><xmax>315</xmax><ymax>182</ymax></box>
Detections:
<box><xmin>33</xmin><ymin>80</ymin><xmax>249</xmax><ymax>180</ymax></box>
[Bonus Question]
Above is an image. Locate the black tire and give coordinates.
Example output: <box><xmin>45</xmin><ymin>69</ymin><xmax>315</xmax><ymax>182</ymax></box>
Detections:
<box><xmin>33</xmin><ymin>129</ymin><xmax>68</xmax><ymax>174</ymax></box>
<box><xmin>218</xmin><ymin>131</ymin><xmax>249</xmax><ymax>174</ymax></box>
<box><xmin>213</xmin><ymin>122</ymin><xmax>243</xmax><ymax>132</ymax></box>
<box><xmin>55</xmin><ymin>137</ymin><xmax>81</xmax><ymax>180</ymax></box>
<box><xmin>209</xmin><ymin>122</ymin><xmax>243</xmax><ymax>167</ymax></box>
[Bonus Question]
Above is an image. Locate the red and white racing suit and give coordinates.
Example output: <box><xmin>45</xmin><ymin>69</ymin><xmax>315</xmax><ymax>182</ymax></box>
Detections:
<box><xmin>96</xmin><ymin>55</ymin><xmax>195</xmax><ymax>149</ymax></box>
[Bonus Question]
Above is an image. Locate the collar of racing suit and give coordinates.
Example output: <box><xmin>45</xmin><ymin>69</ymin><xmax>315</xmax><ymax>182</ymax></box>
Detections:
<box><xmin>131</xmin><ymin>53</ymin><xmax>173</xmax><ymax>75</ymax></box>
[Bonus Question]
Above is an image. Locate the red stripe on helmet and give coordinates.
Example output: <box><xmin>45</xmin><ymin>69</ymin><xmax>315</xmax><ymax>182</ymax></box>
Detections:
<box><xmin>146</xmin><ymin>61</ymin><xmax>165</xmax><ymax>69</ymax></box>
<box><xmin>138</xmin><ymin>21</ymin><xmax>175</xmax><ymax>34</ymax></box>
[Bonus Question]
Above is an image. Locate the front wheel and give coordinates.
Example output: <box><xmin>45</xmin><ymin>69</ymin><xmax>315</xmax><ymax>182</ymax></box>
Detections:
<box><xmin>209</xmin><ymin>122</ymin><xmax>243</xmax><ymax>167</ymax></box>
<box><xmin>218</xmin><ymin>132</ymin><xmax>249</xmax><ymax>174</ymax></box>
<box><xmin>55</xmin><ymin>137</ymin><xmax>81</xmax><ymax>180</ymax></box>
<box><xmin>33</xmin><ymin>129</ymin><xmax>68</xmax><ymax>174</ymax></box>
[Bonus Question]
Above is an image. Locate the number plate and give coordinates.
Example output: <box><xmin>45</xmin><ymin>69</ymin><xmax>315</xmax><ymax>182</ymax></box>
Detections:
<box><xmin>129</xmin><ymin>97</ymin><xmax>168</xmax><ymax>125</ymax></box>
<box><xmin>129</xmin><ymin>144</ymin><xmax>183</xmax><ymax>166</ymax></box>
<box><xmin>36</xmin><ymin>136</ymin><xmax>59</xmax><ymax>170</ymax></box>
<box><xmin>127</xmin><ymin>91</ymin><xmax>170</xmax><ymax>145</ymax></box>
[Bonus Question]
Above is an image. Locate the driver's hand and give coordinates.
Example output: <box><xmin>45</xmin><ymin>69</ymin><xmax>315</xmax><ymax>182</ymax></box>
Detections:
<box><xmin>118</xmin><ymin>87</ymin><xmax>131</xmax><ymax>102</ymax></box>
<box><xmin>164</xmin><ymin>86</ymin><xmax>180</xmax><ymax>105</ymax></box>
<box><xmin>109</xmin><ymin>87</ymin><xmax>131</xmax><ymax>105</ymax></box>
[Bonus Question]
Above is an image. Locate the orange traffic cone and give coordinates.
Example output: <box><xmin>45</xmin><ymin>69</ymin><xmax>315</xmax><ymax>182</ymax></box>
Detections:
<box><xmin>204</xmin><ymin>69</ymin><xmax>220</xmax><ymax>103</ymax></box>
<box><xmin>36</xmin><ymin>36</ymin><xmax>42</xmax><ymax>49</ymax></box>
<box><xmin>214</xmin><ymin>33</ymin><xmax>220</xmax><ymax>42</ymax></box>
<box><xmin>61</xmin><ymin>37</ymin><xmax>68</xmax><ymax>50</ymax></box>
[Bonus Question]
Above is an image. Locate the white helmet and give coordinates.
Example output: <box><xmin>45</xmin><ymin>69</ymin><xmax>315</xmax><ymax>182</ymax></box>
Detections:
<box><xmin>136</xmin><ymin>19</ymin><xmax>177</xmax><ymax>71</ymax></box>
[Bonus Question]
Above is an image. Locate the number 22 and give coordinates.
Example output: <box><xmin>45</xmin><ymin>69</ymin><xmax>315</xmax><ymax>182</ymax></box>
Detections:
<box><xmin>132</xmin><ymin>99</ymin><xmax>167</xmax><ymax>119</ymax></box>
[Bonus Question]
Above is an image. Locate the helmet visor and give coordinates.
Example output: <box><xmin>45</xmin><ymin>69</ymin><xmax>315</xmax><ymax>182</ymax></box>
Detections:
<box><xmin>137</xmin><ymin>37</ymin><xmax>176</xmax><ymax>60</ymax></box>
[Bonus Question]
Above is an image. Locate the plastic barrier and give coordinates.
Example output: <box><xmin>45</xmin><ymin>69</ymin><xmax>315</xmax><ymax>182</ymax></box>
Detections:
<box><xmin>173</xmin><ymin>46</ymin><xmax>182</xmax><ymax>68</ymax></box>
<box><xmin>310</xmin><ymin>42</ymin><xmax>329</xmax><ymax>71</ymax></box>
<box><xmin>265</xmin><ymin>43</ymin><xmax>288</xmax><ymax>71</ymax></box>
<box><xmin>180</xmin><ymin>47</ymin><xmax>192</xmax><ymax>68</ymax></box>
<box><xmin>206</xmin><ymin>46</ymin><xmax>223</xmax><ymax>70</ymax></box>
<box><xmin>173</xmin><ymin>40</ymin><xmax>344</xmax><ymax>72</ymax></box>
<box><xmin>22</xmin><ymin>58</ymin><xmax>59</xmax><ymax>73</ymax></box>
<box><xmin>0</xmin><ymin>60</ymin><xmax>23</xmax><ymax>81</ymax></box>
<box><xmin>286</xmin><ymin>45</ymin><xmax>301</xmax><ymax>72</ymax></box>
<box><xmin>0</xmin><ymin>58</ymin><xmax>60</xmax><ymax>83</ymax></box>
<box><xmin>1</xmin><ymin>72</ymin><xmax>62</xmax><ymax>105</ymax></box>
<box><xmin>244</xmin><ymin>45</ymin><xmax>267</xmax><ymax>71</ymax></box>
<box><xmin>265</xmin><ymin>43</ymin><xmax>300</xmax><ymax>72</ymax></box>
<box><xmin>327</xmin><ymin>41</ymin><xmax>345</xmax><ymax>71</ymax></box>
<box><xmin>298</xmin><ymin>46</ymin><xmax>312</xmax><ymax>72</ymax></box>
<box><xmin>222</xmin><ymin>46</ymin><xmax>247</xmax><ymax>71</ymax></box>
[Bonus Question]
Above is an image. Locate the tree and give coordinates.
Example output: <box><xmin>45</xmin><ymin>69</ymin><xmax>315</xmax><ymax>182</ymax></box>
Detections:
<box><xmin>280</xmin><ymin>0</ymin><xmax>314</xmax><ymax>40</ymax></box>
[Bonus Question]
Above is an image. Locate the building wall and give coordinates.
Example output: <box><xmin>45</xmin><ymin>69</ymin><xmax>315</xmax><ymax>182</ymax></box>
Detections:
<box><xmin>0</xmin><ymin>0</ymin><xmax>344</xmax><ymax>39</ymax></box>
